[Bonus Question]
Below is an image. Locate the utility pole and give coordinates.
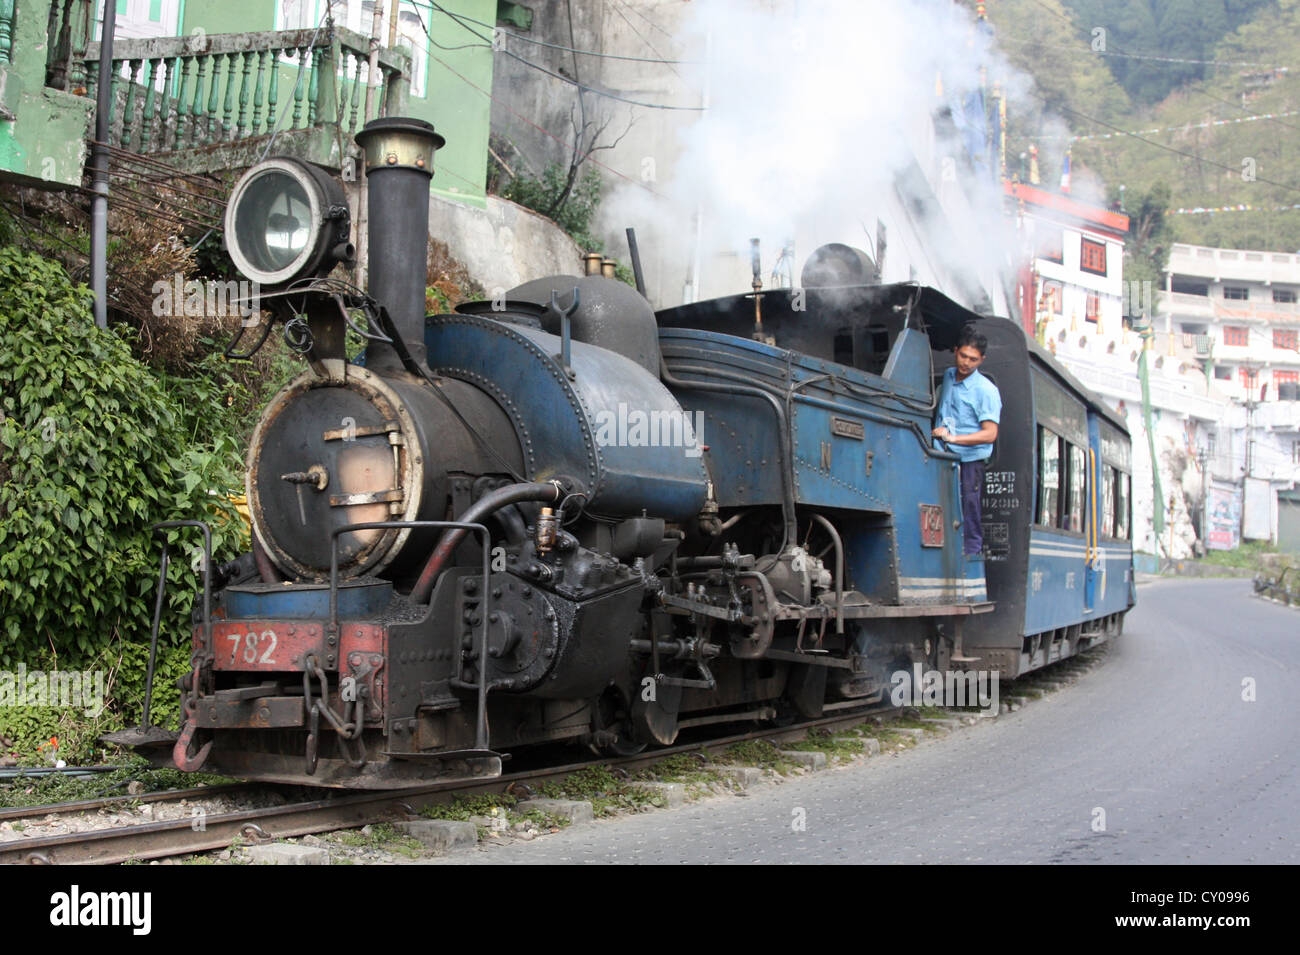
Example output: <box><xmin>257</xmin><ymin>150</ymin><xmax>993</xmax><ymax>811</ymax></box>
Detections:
<box><xmin>1197</xmin><ymin>445</ymin><xmax>1211</xmax><ymax>554</ymax></box>
<box><xmin>1167</xmin><ymin>493</ymin><xmax>1176</xmax><ymax>559</ymax></box>
<box><xmin>89</xmin><ymin>0</ymin><xmax>120</xmax><ymax>329</ymax></box>
<box><xmin>1241</xmin><ymin>390</ymin><xmax>1256</xmax><ymax>546</ymax></box>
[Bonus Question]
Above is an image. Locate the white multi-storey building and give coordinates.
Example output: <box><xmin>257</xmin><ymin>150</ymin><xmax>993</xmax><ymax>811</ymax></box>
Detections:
<box><xmin>1035</xmin><ymin>239</ymin><xmax>1300</xmax><ymax>555</ymax></box>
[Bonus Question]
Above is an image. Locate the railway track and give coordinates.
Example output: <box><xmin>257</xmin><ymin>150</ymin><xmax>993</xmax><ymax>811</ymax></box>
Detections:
<box><xmin>0</xmin><ymin>646</ymin><xmax>1111</xmax><ymax>864</ymax></box>
<box><xmin>0</xmin><ymin>782</ymin><xmax>258</xmax><ymax>825</ymax></box>
<box><xmin>0</xmin><ymin>703</ymin><xmax>897</xmax><ymax>865</ymax></box>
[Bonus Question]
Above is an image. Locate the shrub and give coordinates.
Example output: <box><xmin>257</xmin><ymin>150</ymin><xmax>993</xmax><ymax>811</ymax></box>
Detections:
<box><xmin>0</xmin><ymin>248</ymin><xmax>245</xmax><ymax>759</ymax></box>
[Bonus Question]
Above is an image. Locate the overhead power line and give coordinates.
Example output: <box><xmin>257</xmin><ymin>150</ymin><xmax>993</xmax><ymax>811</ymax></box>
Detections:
<box><xmin>420</xmin><ymin>2</ymin><xmax>702</xmax><ymax>111</ymax></box>
<box><xmin>1036</xmin><ymin>96</ymin><xmax>1300</xmax><ymax>198</ymax></box>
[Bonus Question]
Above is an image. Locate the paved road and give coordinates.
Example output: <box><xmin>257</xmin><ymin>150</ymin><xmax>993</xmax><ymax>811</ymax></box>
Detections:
<box><xmin>429</xmin><ymin>579</ymin><xmax>1299</xmax><ymax>864</ymax></box>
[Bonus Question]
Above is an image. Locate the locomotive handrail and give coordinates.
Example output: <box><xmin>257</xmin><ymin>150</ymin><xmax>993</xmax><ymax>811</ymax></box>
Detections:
<box><xmin>666</xmin><ymin>359</ymin><xmax>961</xmax><ymax>462</ymax></box>
<box><xmin>141</xmin><ymin>521</ymin><xmax>213</xmax><ymax>730</ymax></box>
<box><xmin>329</xmin><ymin>520</ymin><xmax>493</xmax><ymax>750</ymax></box>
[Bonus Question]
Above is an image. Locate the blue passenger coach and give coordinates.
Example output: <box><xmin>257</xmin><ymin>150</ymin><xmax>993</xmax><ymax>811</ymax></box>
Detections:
<box><xmin>958</xmin><ymin>318</ymin><xmax>1135</xmax><ymax>677</ymax></box>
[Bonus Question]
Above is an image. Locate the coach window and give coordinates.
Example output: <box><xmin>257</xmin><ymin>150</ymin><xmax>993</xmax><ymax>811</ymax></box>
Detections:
<box><xmin>1064</xmin><ymin>444</ymin><xmax>1086</xmax><ymax>532</ymax></box>
<box><xmin>1037</xmin><ymin>427</ymin><xmax>1061</xmax><ymax>527</ymax></box>
<box><xmin>1116</xmin><ymin>473</ymin><xmax>1131</xmax><ymax>539</ymax></box>
<box><xmin>1101</xmin><ymin>466</ymin><xmax>1115</xmax><ymax>538</ymax></box>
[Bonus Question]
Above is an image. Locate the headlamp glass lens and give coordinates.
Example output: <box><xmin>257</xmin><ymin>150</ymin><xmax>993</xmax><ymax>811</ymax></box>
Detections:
<box><xmin>234</xmin><ymin>170</ymin><xmax>314</xmax><ymax>275</ymax></box>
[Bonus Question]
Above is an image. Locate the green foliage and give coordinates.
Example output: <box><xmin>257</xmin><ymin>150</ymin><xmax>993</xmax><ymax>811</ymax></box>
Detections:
<box><xmin>1113</xmin><ymin>182</ymin><xmax>1174</xmax><ymax>311</ymax></box>
<box><xmin>713</xmin><ymin>739</ymin><xmax>797</xmax><ymax>774</ymax></box>
<box><xmin>419</xmin><ymin>792</ymin><xmax>517</xmax><ymax>820</ymax></box>
<box><xmin>1200</xmin><ymin>539</ymin><xmax>1288</xmax><ymax>570</ymax></box>
<box><xmin>1062</xmin><ymin>1</ymin><xmax>1270</xmax><ymax>105</ymax></box>
<box><xmin>781</xmin><ymin>727</ymin><xmax>866</xmax><ymax>763</ymax></box>
<box><xmin>496</xmin><ymin>161</ymin><xmax>635</xmax><ymax>286</ymax></box>
<box><xmin>0</xmin><ymin>759</ymin><xmax>233</xmax><ymax>808</ymax></box>
<box><xmin>536</xmin><ymin>764</ymin><xmax>663</xmax><ymax>816</ymax></box>
<box><xmin>994</xmin><ymin>0</ymin><xmax>1300</xmax><ymax>251</ymax></box>
<box><xmin>0</xmin><ymin>248</ymin><xmax>246</xmax><ymax>760</ymax></box>
<box><xmin>987</xmin><ymin>0</ymin><xmax>1131</xmax><ymax>133</ymax></box>
<box><xmin>502</xmin><ymin>164</ymin><xmax>605</xmax><ymax>252</ymax></box>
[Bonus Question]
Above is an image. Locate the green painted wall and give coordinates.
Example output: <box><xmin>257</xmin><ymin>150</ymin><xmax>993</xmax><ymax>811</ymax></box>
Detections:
<box><xmin>0</xmin><ymin>1</ymin><xmax>95</xmax><ymax>188</ymax></box>
<box><xmin>419</xmin><ymin>0</ymin><xmax>494</xmax><ymax>206</ymax></box>
<box><xmin>177</xmin><ymin>0</ymin><xmax>494</xmax><ymax>206</ymax></box>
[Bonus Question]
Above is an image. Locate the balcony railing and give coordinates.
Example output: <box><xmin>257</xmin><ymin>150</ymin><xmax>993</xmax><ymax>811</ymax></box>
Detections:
<box><xmin>38</xmin><ymin>0</ymin><xmax>408</xmax><ymax>170</ymax></box>
<box><xmin>79</xmin><ymin>26</ymin><xmax>408</xmax><ymax>159</ymax></box>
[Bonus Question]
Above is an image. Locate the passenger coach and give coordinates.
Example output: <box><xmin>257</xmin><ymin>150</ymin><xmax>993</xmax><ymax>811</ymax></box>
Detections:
<box><xmin>958</xmin><ymin>319</ymin><xmax>1135</xmax><ymax>677</ymax></box>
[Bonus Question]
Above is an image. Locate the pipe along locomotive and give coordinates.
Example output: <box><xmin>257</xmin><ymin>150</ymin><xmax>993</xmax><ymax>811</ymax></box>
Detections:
<box><xmin>108</xmin><ymin>118</ymin><xmax>1135</xmax><ymax>787</ymax></box>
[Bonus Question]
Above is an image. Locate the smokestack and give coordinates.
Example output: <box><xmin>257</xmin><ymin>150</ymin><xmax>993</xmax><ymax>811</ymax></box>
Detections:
<box><xmin>354</xmin><ymin>117</ymin><xmax>445</xmax><ymax>373</ymax></box>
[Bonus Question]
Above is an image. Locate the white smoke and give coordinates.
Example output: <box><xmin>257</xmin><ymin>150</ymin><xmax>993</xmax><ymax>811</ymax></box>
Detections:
<box><xmin>598</xmin><ymin>0</ymin><xmax>1051</xmax><ymax>310</ymax></box>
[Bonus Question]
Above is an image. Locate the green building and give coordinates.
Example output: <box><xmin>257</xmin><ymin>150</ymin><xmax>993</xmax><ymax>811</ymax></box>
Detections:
<box><xmin>1</xmin><ymin>0</ymin><xmax>495</xmax><ymax>205</ymax></box>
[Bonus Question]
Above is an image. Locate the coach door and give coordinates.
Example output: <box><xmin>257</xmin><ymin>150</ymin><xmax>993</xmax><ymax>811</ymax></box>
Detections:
<box><xmin>1083</xmin><ymin>420</ymin><xmax>1102</xmax><ymax>612</ymax></box>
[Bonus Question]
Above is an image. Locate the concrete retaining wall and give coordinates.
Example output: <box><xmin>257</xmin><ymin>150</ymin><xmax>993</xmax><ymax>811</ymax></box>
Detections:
<box><xmin>428</xmin><ymin>193</ymin><xmax>584</xmax><ymax>295</ymax></box>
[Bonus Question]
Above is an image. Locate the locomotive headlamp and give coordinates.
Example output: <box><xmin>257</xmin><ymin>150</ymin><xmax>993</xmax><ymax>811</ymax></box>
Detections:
<box><xmin>224</xmin><ymin>157</ymin><xmax>354</xmax><ymax>288</ymax></box>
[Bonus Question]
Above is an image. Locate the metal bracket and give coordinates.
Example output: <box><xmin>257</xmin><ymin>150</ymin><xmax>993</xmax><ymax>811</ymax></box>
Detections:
<box><xmin>549</xmin><ymin>287</ymin><xmax>580</xmax><ymax>379</ymax></box>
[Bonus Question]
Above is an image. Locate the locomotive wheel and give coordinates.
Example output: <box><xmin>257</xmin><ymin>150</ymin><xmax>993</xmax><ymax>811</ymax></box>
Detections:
<box><xmin>764</xmin><ymin>699</ymin><xmax>799</xmax><ymax>728</ymax></box>
<box><xmin>595</xmin><ymin>687</ymin><xmax>647</xmax><ymax>756</ymax></box>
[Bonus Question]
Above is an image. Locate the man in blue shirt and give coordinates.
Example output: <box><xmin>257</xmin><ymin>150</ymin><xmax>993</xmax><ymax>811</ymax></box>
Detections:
<box><xmin>932</xmin><ymin>326</ymin><xmax>1001</xmax><ymax>556</ymax></box>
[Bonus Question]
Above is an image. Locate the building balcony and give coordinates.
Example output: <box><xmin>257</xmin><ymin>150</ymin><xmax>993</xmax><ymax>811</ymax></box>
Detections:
<box><xmin>1168</xmin><ymin>242</ymin><xmax>1300</xmax><ymax>286</ymax></box>
<box><xmin>77</xmin><ymin>25</ymin><xmax>410</xmax><ymax>174</ymax></box>
<box><xmin>1160</xmin><ymin>291</ymin><xmax>1300</xmax><ymax>325</ymax></box>
<box><xmin>4</xmin><ymin>0</ymin><xmax>413</xmax><ymax>185</ymax></box>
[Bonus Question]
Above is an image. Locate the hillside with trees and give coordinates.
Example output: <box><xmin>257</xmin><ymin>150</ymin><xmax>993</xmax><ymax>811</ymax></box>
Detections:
<box><xmin>984</xmin><ymin>0</ymin><xmax>1300</xmax><ymax>253</ymax></box>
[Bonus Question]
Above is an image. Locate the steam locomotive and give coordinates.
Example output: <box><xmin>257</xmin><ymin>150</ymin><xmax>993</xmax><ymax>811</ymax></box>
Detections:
<box><xmin>109</xmin><ymin>118</ymin><xmax>1135</xmax><ymax>787</ymax></box>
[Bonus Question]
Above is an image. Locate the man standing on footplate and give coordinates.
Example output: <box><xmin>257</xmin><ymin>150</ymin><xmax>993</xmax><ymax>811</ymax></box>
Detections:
<box><xmin>932</xmin><ymin>325</ymin><xmax>1001</xmax><ymax>557</ymax></box>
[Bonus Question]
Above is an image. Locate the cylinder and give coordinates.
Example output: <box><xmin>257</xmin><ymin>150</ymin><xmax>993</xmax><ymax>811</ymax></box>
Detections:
<box><xmin>583</xmin><ymin>252</ymin><xmax>604</xmax><ymax>275</ymax></box>
<box><xmin>355</xmin><ymin>117</ymin><xmax>446</xmax><ymax>374</ymax></box>
<box><xmin>601</xmin><ymin>258</ymin><xmax>617</xmax><ymax>279</ymax></box>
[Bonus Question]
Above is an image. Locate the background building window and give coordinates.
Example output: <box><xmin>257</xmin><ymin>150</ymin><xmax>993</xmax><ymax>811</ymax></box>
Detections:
<box><xmin>1038</xmin><ymin>231</ymin><xmax>1064</xmax><ymax>265</ymax></box>
<box><xmin>1080</xmin><ymin>238</ymin><xmax>1107</xmax><ymax>276</ymax></box>
<box><xmin>1223</xmin><ymin>326</ymin><xmax>1249</xmax><ymax>347</ymax></box>
<box><xmin>1274</xmin><ymin>370</ymin><xmax>1299</xmax><ymax>385</ymax></box>
<box><xmin>1275</xmin><ymin>329</ymin><xmax>1298</xmax><ymax>351</ymax></box>
<box><xmin>1172</xmin><ymin>279</ymin><xmax>1209</xmax><ymax>296</ymax></box>
<box><xmin>1085</xmin><ymin>292</ymin><xmax>1101</xmax><ymax>323</ymax></box>
<box><xmin>1239</xmin><ymin>367</ymin><xmax>1259</xmax><ymax>390</ymax></box>
<box><xmin>1223</xmin><ymin>286</ymin><xmax>1250</xmax><ymax>300</ymax></box>
<box><xmin>1214</xmin><ymin>365</ymin><xmax>1232</xmax><ymax>380</ymax></box>
<box><xmin>1040</xmin><ymin>279</ymin><xmax>1063</xmax><ymax>315</ymax></box>
<box><xmin>1274</xmin><ymin>288</ymin><xmax>1297</xmax><ymax>304</ymax></box>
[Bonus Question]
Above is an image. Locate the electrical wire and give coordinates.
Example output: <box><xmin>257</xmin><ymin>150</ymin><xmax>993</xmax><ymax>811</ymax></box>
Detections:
<box><xmin>606</xmin><ymin>0</ymin><xmax>682</xmax><ymax>79</ymax></box>
<box><xmin>496</xmin><ymin>48</ymin><xmax>704</xmax><ymax>111</ymax></box>
<box><xmin>426</xmin><ymin>50</ymin><xmax>671</xmax><ymax>200</ymax></box>
<box><xmin>500</xmin><ymin>28</ymin><xmax>696</xmax><ymax>64</ymax></box>
<box><xmin>422</xmin><ymin>1</ymin><xmax>701</xmax><ymax>111</ymax></box>
<box><xmin>1019</xmin><ymin>0</ymin><xmax>1300</xmax><ymax>142</ymax></box>
<box><xmin>1038</xmin><ymin>96</ymin><xmax>1300</xmax><ymax>198</ymax></box>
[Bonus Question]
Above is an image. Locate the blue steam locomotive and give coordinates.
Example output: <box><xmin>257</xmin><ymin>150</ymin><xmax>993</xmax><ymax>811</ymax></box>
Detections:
<box><xmin>110</xmin><ymin>118</ymin><xmax>1134</xmax><ymax>787</ymax></box>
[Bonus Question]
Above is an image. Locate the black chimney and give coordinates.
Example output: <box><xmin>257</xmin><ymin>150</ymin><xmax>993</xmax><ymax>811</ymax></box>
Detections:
<box><xmin>354</xmin><ymin>117</ymin><xmax>446</xmax><ymax>373</ymax></box>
